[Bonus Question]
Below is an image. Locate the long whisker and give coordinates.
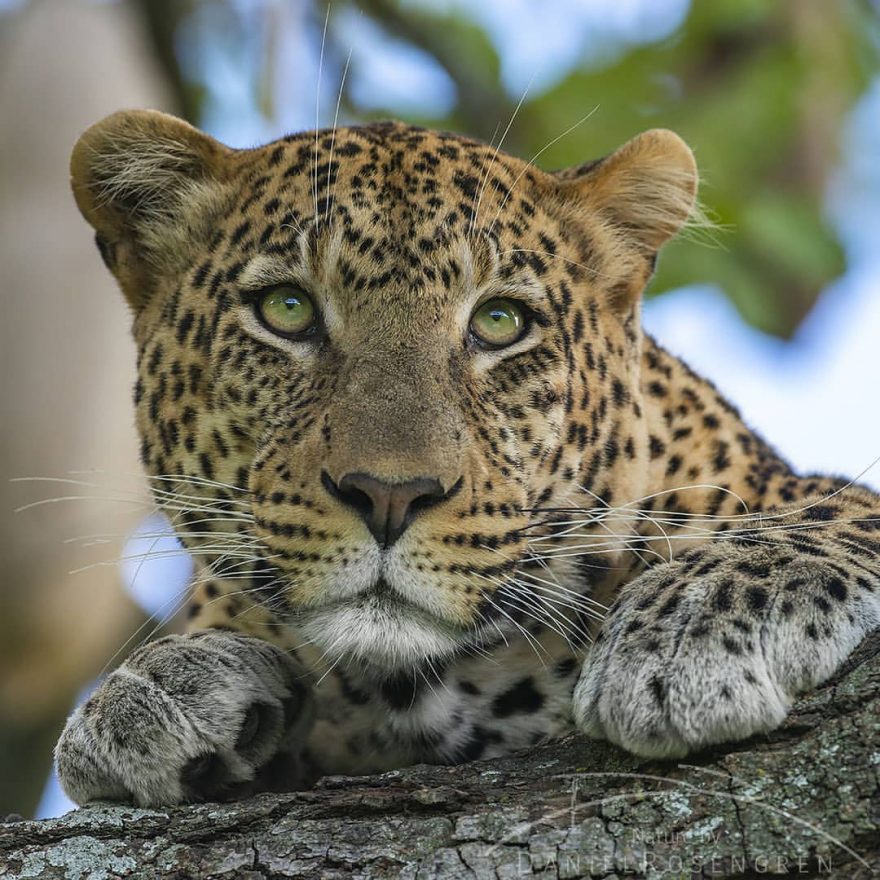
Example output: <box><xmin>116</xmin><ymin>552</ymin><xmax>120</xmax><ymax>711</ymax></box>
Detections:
<box><xmin>477</xmin><ymin>590</ymin><xmax>551</xmax><ymax>665</ymax></box>
<box><xmin>313</xmin><ymin>2</ymin><xmax>331</xmax><ymax>231</ymax></box>
<box><xmin>503</xmin><ymin>579</ymin><xmax>599</xmax><ymax>636</ymax></box>
<box><xmin>100</xmin><ymin>551</ymin><xmax>284</xmax><ymax>675</ymax></box>
<box><xmin>469</xmin><ymin>73</ymin><xmax>535</xmax><ymax>241</ymax></box>
<box><xmin>467</xmin><ymin>120</ymin><xmax>502</xmax><ymax>242</ymax></box>
<box><xmin>494</xmin><ymin>582</ymin><xmax>583</xmax><ymax>649</ymax></box>
<box><xmin>485</xmin><ymin>104</ymin><xmax>600</xmax><ymax>240</ymax></box>
<box><xmin>496</xmin><ymin>571</ymin><xmax>599</xmax><ymax>648</ymax></box>
<box><xmin>483</xmin><ymin>543</ymin><xmax>608</xmax><ymax>612</ymax></box>
<box><xmin>14</xmin><ymin>494</ymin><xmax>149</xmax><ymax>515</ymax></box>
<box><xmin>514</xmin><ymin>566</ymin><xmax>608</xmax><ymax>614</ymax></box>
<box><xmin>324</xmin><ymin>46</ymin><xmax>352</xmax><ymax>226</ymax></box>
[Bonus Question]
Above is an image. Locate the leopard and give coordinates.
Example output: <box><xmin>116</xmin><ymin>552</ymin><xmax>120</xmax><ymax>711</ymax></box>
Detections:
<box><xmin>54</xmin><ymin>109</ymin><xmax>880</xmax><ymax>807</ymax></box>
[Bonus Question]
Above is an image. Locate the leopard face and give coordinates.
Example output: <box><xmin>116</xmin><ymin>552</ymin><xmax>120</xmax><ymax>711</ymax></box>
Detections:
<box><xmin>70</xmin><ymin>112</ymin><xmax>696</xmax><ymax>670</ymax></box>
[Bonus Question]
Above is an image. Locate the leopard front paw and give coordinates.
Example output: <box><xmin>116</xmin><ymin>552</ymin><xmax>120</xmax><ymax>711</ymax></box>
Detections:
<box><xmin>573</xmin><ymin>626</ymin><xmax>789</xmax><ymax>760</ymax></box>
<box><xmin>55</xmin><ymin>631</ymin><xmax>314</xmax><ymax>806</ymax></box>
<box><xmin>572</xmin><ymin>563</ymin><xmax>793</xmax><ymax>759</ymax></box>
<box><xmin>573</xmin><ymin>552</ymin><xmax>880</xmax><ymax>758</ymax></box>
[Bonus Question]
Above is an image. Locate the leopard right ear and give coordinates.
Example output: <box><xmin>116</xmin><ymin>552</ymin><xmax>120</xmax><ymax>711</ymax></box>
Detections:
<box><xmin>70</xmin><ymin>109</ymin><xmax>234</xmax><ymax>309</ymax></box>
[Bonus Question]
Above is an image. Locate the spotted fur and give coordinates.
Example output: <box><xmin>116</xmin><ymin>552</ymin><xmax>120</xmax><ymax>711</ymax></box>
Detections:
<box><xmin>55</xmin><ymin>110</ymin><xmax>880</xmax><ymax>805</ymax></box>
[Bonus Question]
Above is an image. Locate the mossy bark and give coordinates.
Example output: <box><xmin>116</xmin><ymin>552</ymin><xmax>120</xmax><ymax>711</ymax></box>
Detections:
<box><xmin>2</xmin><ymin>631</ymin><xmax>878</xmax><ymax>879</ymax></box>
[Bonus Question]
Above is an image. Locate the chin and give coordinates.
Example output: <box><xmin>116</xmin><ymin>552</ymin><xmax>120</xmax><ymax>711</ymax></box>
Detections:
<box><xmin>294</xmin><ymin>593</ymin><xmax>464</xmax><ymax>673</ymax></box>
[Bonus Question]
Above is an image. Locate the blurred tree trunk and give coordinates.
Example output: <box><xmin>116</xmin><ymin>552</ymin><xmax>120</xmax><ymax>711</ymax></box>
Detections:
<box><xmin>3</xmin><ymin>631</ymin><xmax>878</xmax><ymax>878</ymax></box>
<box><xmin>131</xmin><ymin>0</ymin><xmax>195</xmax><ymax>120</ymax></box>
<box><xmin>0</xmin><ymin>1</ymin><xmax>172</xmax><ymax>817</ymax></box>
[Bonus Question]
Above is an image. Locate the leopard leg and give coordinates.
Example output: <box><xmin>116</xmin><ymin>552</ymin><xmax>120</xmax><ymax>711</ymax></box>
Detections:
<box><xmin>573</xmin><ymin>486</ymin><xmax>880</xmax><ymax>757</ymax></box>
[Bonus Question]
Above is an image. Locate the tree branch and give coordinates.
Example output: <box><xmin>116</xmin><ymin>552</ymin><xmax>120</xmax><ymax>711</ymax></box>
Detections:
<box><xmin>3</xmin><ymin>630</ymin><xmax>879</xmax><ymax>878</ymax></box>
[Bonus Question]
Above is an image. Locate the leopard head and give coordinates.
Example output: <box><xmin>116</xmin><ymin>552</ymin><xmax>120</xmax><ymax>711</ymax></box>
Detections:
<box><xmin>70</xmin><ymin>110</ymin><xmax>696</xmax><ymax>670</ymax></box>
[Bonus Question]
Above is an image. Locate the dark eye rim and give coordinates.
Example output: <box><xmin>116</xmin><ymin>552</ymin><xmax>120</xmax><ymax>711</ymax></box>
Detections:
<box><xmin>245</xmin><ymin>283</ymin><xmax>322</xmax><ymax>342</ymax></box>
<box><xmin>468</xmin><ymin>297</ymin><xmax>534</xmax><ymax>351</ymax></box>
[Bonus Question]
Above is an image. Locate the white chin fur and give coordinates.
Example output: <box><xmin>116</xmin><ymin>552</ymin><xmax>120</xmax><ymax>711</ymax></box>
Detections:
<box><xmin>296</xmin><ymin>596</ymin><xmax>462</xmax><ymax>672</ymax></box>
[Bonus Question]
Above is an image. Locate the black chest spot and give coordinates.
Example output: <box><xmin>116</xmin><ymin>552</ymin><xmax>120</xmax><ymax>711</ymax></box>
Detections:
<box><xmin>492</xmin><ymin>676</ymin><xmax>545</xmax><ymax>718</ymax></box>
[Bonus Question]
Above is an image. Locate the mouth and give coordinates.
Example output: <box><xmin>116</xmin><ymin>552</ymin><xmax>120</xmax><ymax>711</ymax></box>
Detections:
<box><xmin>291</xmin><ymin>582</ymin><xmax>468</xmax><ymax>671</ymax></box>
<box><xmin>359</xmin><ymin>577</ymin><xmax>394</xmax><ymax>600</ymax></box>
<box><xmin>301</xmin><ymin>580</ymin><xmax>458</xmax><ymax>631</ymax></box>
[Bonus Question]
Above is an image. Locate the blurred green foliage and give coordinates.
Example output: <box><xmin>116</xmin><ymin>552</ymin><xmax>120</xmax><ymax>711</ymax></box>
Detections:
<box><xmin>139</xmin><ymin>0</ymin><xmax>880</xmax><ymax>337</ymax></box>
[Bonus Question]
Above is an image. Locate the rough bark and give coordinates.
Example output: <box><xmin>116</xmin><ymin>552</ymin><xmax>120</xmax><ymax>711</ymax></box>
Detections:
<box><xmin>2</xmin><ymin>631</ymin><xmax>879</xmax><ymax>880</ymax></box>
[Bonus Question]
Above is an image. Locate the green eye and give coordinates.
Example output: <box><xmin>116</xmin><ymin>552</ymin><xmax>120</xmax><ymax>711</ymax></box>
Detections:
<box><xmin>255</xmin><ymin>285</ymin><xmax>316</xmax><ymax>338</ymax></box>
<box><xmin>470</xmin><ymin>298</ymin><xmax>527</xmax><ymax>348</ymax></box>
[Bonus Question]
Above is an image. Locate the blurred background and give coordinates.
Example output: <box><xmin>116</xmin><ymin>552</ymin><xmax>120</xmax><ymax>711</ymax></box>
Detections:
<box><xmin>1</xmin><ymin>0</ymin><xmax>879</xmax><ymax>818</ymax></box>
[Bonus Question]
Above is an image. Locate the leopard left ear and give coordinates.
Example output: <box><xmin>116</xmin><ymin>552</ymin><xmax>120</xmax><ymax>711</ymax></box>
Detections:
<box><xmin>558</xmin><ymin>129</ymin><xmax>698</xmax><ymax>252</ymax></box>
<box><xmin>70</xmin><ymin>109</ymin><xmax>235</xmax><ymax>309</ymax></box>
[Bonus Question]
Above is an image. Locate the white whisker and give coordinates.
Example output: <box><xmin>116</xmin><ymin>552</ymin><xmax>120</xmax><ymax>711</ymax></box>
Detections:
<box><xmin>485</xmin><ymin>104</ymin><xmax>600</xmax><ymax>240</ymax></box>
<box><xmin>325</xmin><ymin>46</ymin><xmax>352</xmax><ymax>226</ymax></box>
<box><xmin>313</xmin><ymin>3</ymin><xmax>331</xmax><ymax>231</ymax></box>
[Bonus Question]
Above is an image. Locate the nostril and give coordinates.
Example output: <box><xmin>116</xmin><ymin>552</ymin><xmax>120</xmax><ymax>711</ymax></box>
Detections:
<box><xmin>409</xmin><ymin>477</ymin><xmax>457</xmax><ymax>515</ymax></box>
<box><xmin>323</xmin><ymin>471</ymin><xmax>375</xmax><ymax>520</ymax></box>
<box><xmin>321</xmin><ymin>470</ymin><xmax>343</xmax><ymax>500</ymax></box>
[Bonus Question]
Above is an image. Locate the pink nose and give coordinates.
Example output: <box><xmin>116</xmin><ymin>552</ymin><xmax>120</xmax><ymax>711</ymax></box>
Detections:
<box><xmin>324</xmin><ymin>471</ymin><xmax>448</xmax><ymax>547</ymax></box>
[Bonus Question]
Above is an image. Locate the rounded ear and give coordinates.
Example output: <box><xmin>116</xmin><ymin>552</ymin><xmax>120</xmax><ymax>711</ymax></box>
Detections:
<box><xmin>70</xmin><ymin>109</ymin><xmax>234</xmax><ymax>307</ymax></box>
<box><xmin>558</xmin><ymin>129</ymin><xmax>698</xmax><ymax>252</ymax></box>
